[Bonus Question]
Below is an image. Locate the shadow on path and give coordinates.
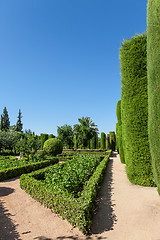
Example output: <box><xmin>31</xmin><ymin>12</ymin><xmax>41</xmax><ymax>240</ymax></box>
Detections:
<box><xmin>91</xmin><ymin>152</ymin><xmax>117</xmax><ymax>234</ymax></box>
<box><xmin>0</xmin><ymin>200</ymin><xmax>21</xmax><ymax>240</ymax></box>
<box><xmin>0</xmin><ymin>187</ymin><xmax>15</xmax><ymax>197</ymax></box>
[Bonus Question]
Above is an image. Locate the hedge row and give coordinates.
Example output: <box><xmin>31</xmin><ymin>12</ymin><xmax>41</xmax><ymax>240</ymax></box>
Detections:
<box><xmin>20</xmin><ymin>154</ymin><xmax>110</xmax><ymax>234</ymax></box>
<box><xmin>147</xmin><ymin>0</ymin><xmax>160</xmax><ymax>193</ymax></box>
<box><xmin>0</xmin><ymin>158</ymin><xmax>59</xmax><ymax>181</ymax></box>
<box><xmin>116</xmin><ymin>100</ymin><xmax>125</xmax><ymax>163</ymax></box>
<box><xmin>120</xmin><ymin>34</ymin><xmax>155</xmax><ymax>186</ymax></box>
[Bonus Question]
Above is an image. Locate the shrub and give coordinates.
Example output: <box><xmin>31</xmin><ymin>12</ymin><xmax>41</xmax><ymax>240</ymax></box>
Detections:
<box><xmin>40</xmin><ymin>133</ymin><xmax>49</xmax><ymax>149</ymax></box>
<box><xmin>147</xmin><ymin>0</ymin><xmax>160</xmax><ymax>193</ymax></box>
<box><xmin>120</xmin><ymin>33</ymin><xmax>155</xmax><ymax>186</ymax></box>
<box><xmin>116</xmin><ymin>100</ymin><xmax>125</xmax><ymax>163</ymax></box>
<box><xmin>43</xmin><ymin>138</ymin><xmax>63</xmax><ymax>156</ymax></box>
<box><xmin>101</xmin><ymin>132</ymin><xmax>106</xmax><ymax>150</ymax></box>
<box><xmin>20</xmin><ymin>154</ymin><xmax>109</xmax><ymax>234</ymax></box>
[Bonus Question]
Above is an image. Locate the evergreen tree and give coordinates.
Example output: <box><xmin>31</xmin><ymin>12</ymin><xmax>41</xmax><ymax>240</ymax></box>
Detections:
<box><xmin>0</xmin><ymin>114</ymin><xmax>4</xmax><ymax>131</ymax></box>
<box><xmin>1</xmin><ymin>107</ymin><xmax>10</xmax><ymax>131</ymax></box>
<box><xmin>15</xmin><ymin>109</ymin><xmax>23</xmax><ymax>132</ymax></box>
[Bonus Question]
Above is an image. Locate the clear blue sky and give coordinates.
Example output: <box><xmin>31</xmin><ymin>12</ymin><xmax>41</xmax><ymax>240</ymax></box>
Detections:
<box><xmin>0</xmin><ymin>0</ymin><xmax>147</xmax><ymax>136</ymax></box>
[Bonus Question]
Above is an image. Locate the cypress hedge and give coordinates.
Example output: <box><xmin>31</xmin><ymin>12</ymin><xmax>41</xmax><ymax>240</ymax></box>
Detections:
<box><xmin>120</xmin><ymin>33</ymin><xmax>155</xmax><ymax>186</ymax></box>
<box><xmin>109</xmin><ymin>131</ymin><xmax>116</xmax><ymax>151</ymax></box>
<box><xmin>101</xmin><ymin>132</ymin><xmax>106</xmax><ymax>150</ymax></box>
<box><xmin>116</xmin><ymin>100</ymin><xmax>125</xmax><ymax>163</ymax></box>
<box><xmin>147</xmin><ymin>0</ymin><xmax>160</xmax><ymax>192</ymax></box>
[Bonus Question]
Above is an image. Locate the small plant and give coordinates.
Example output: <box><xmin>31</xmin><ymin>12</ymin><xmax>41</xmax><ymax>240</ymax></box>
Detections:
<box><xmin>43</xmin><ymin>138</ymin><xmax>63</xmax><ymax>156</ymax></box>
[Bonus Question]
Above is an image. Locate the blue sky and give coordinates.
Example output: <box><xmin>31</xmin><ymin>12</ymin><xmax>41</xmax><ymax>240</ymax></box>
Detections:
<box><xmin>0</xmin><ymin>0</ymin><xmax>147</xmax><ymax>136</ymax></box>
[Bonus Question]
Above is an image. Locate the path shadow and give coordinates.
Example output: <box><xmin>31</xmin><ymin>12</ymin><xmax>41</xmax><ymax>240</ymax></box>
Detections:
<box><xmin>0</xmin><ymin>187</ymin><xmax>15</xmax><ymax>196</ymax></box>
<box><xmin>91</xmin><ymin>153</ymin><xmax>117</xmax><ymax>234</ymax></box>
<box><xmin>0</xmin><ymin>200</ymin><xmax>21</xmax><ymax>240</ymax></box>
<box><xmin>56</xmin><ymin>236</ymin><xmax>107</xmax><ymax>240</ymax></box>
<box><xmin>34</xmin><ymin>237</ymin><xmax>53</xmax><ymax>240</ymax></box>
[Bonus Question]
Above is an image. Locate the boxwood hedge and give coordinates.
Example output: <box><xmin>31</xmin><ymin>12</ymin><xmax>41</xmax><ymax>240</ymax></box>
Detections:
<box><xmin>120</xmin><ymin>34</ymin><xmax>155</xmax><ymax>186</ymax></box>
<box><xmin>20</xmin><ymin>154</ymin><xmax>110</xmax><ymax>234</ymax></box>
<box><xmin>147</xmin><ymin>0</ymin><xmax>160</xmax><ymax>193</ymax></box>
<box><xmin>0</xmin><ymin>158</ymin><xmax>59</xmax><ymax>181</ymax></box>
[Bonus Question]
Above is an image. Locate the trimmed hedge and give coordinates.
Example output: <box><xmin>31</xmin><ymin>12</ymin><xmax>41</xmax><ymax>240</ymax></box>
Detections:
<box><xmin>101</xmin><ymin>132</ymin><xmax>106</xmax><ymax>150</ymax></box>
<box><xmin>116</xmin><ymin>100</ymin><xmax>125</xmax><ymax>163</ymax></box>
<box><xmin>20</xmin><ymin>154</ymin><xmax>110</xmax><ymax>234</ymax></box>
<box><xmin>0</xmin><ymin>158</ymin><xmax>59</xmax><ymax>181</ymax></box>
<box><xmin>120</xmin><ymin>33</ymin><xmax>155</xmax><ymax>186</ymax></box>
<box><xmin>147</xmin><ymin>0</ymin><xmax>160</xmax><ymax>193</ymax></box>
<box><xmin>109</xmin><ymin>131</ymin><xmax>116</xmax><ymax>151</ymax></box>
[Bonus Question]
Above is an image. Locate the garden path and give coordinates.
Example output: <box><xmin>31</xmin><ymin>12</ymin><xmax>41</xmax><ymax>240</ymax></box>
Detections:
<box><xmin>0</xmin><ymin>152</ymin><xmax>160</xmax><ymax>240</ymax></box>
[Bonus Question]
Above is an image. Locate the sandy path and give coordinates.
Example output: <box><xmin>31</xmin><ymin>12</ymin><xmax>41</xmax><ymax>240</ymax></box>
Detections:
<box><xmin>0</xmin><ymin>152</ymin><xmax>160</xmax><ymax>240</ymax></box>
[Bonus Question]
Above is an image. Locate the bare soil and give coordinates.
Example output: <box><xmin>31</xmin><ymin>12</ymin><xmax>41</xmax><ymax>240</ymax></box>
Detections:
<box><xmin>0</xmin><ymin>152</ymin><xmax>160</xmax><ymax>240</ymax></box>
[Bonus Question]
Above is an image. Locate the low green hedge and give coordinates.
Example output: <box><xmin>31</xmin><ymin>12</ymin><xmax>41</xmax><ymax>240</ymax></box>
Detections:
<box><xmin>0</xmin><ymin>158</ymin><xmax>59</xmax><ymax>181</ymax></box>
<box><xmin>20</xmin><ymin>154</ymin><xmax>110</xmax><ymax>234</ymax></box>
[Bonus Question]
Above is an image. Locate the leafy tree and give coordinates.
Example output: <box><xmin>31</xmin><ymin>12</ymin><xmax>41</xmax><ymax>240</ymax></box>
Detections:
<box><xmin>15</xmin><ymin>109</ymin><xmax>23</xmax><ymax>132</ymax></box>
<box><xmin>57</xmin><ymin>124</ymin><xmax>73</xmax><ymax>149</ymax></box>
<box><xmin>1</xmin><ymin>107</ymin><xmax>10</xmax><ymax>131</ymax></box>
<box><xmin>73</xmin><ymin>117</ymin><xmax>98</xmax><ymax>148</ymax></box>
<box><xmin>0</xmin><ymin>130</ymin><xmax>21</xmax><ymax>151</ymax></box>
<box><xmin>15</xmin><ymin>134</ymin><xmax>41</xmax><ymax>159</ymax></box>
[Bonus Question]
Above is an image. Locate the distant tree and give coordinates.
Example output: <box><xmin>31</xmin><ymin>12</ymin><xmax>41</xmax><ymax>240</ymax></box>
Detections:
<box><xmin>57</xmin><ymin>124</ymin><xmax>73</xmax><ymax>149</ymax></box>
<box><xmin>0</xmin><ymin>115</ymin><xmax>4</xmax><ymax>131</ymax></box>
<box><xmin>15</xmin><ymin>109</ymin><xmax>23</xmax><ymax>132</ymax></box>
<box><xmin>1</xmin><ymin>107</ymin><xmax>10</xmax><ymax>131</ymax></box>
<box><xmin>0</xmin><ymin>130</ymin><xmax>21</xmax><ymax>151</ymax></box>
<box><xmin>73</xmin><ymin>117</ymin><xmax>98</xmax><ymax>148</ymax></box>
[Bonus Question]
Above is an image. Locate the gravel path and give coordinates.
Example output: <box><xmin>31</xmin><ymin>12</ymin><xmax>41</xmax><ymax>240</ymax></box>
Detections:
<box><xmin>0</xmin><ymin>152</ymin><xmax>160</xmax><ymax>240</ymax></box>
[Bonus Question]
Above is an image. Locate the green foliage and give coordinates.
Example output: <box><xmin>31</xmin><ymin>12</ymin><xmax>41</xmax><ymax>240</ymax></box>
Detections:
<box><xmin>20</xmin><ymin>154</ymin><xmax>109</xmax><ymax>234</ymax></box>
<box><xmin>101</xmin><ymin>132</ymin><xmax>106</xmax><ymax>150</ymax></box>
<box><xmin>90</xmin><ymin>135</ymin><xmax>97</xmax><ymax>149</ymax></box>
<box><xmin>109</xmin><ymin>131</ymin><xmax>116</xmax><ymax>151</ymax></box>
<box><xmin>116</xmin><ymin>100</ymin><xmax>125</xmax><ymax>163</ymax></box>
<box><xmin>1</xmin><ymin>107</ymin><xmax>10</xmax><ymax>131</ymax></box>
<box><xmin>116</xmin><ymin>123</ymin><xmax>119</xmax><ymax>153</ymax></box>
<box><xmin>15</xmin><ymin>109</ymin><xmax>23</xmax><ymax>132</ymax></box>
<box><xmin>120</xmin><ymin>33</ymin><xmax>155</xmax><ymax>186</ymax></box>
<box><xmin>106</xmin><ymin>134</ymin><xmax>110</xmax><ymax>150</ymax></box>
<box><xmin>0</xmin><ymin>157</ymin><xmax>59</xmax><ymax>181</ymax></box>
<box><xmin>15</xmin><ymin>134</ymin><xmax>41</xmax><ymax>159</ymax></box>
<box><xmin>73</xmin><ymin>117</ymin><xmax>98</xmax><ymax>148</ymax></box>
<box><xmin>45</xmin><ymin>154</ymin><xmax>102</xmax><ymax>197</ymax></box>
<box><xmin>43</xmin><ymin>138</ymin><xmax>63</xmax><ymax>156</ymax></box>
<box><xmin>40</xmin><ymin>133</ymin><xmax>49</xmax><ymax>149</ymax></box>
<box><xmin>147</xmin><ymin>0</ymin><xmax>160</xmax><ymax>192</ymax></box>
<box><xmin>49</xmin><ymin>134</ymin><xmax>55</xmax><ymax>139</ymax></box>
<box><xmin>57</xmin><ymin>124</ymin><xmax>73</xmax><ymax>149</ymax></box>
<box><xmin>0</xmin><ymin>130</ymin><xmax>21</xmax><ymax>151</ymax></box>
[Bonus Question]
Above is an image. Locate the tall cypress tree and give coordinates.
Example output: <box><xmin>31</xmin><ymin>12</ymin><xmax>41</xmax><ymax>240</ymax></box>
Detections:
<box><xmin>1</xmin><ymin>107</ymin><xmax>10</xmax><ymax>131</ymax></box>
<box><xmin>15</xmin><ymin>109</ymin><xmax>23</xmax><ymax>132</ymax></box>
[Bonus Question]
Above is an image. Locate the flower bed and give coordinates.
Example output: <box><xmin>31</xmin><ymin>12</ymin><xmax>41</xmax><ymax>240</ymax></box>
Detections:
<box><xmin>20</xmin><ymin>153</ymin><xmax>110</xmax><ymax>234</ymax></box>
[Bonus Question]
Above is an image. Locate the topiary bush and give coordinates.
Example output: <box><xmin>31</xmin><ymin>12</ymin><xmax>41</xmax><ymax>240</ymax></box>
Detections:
<box><xmin>120</xmin><ymin>33</ymin><xmax>155</xmax><ymax>186</ymax></box>
<box><xmin>116</xmin><ymin>100</ymin><xmax>125</xmax><ymax>163</ymax></box>
<box><xmin>147</xmin><ymin>0</ymin><xmax>160</xmax><ymax>193</ymax></box>
<box><xmin>43</xmin><ymin>138</ymin><xmax>63</xmax><ymax>156</ymax></box>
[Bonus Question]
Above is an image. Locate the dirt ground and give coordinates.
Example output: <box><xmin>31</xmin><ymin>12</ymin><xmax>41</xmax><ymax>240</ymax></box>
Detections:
<box><xmin>0</xmin><ymin>152</ymin><xmax>160</xmax><ymax>240</ymax></box>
